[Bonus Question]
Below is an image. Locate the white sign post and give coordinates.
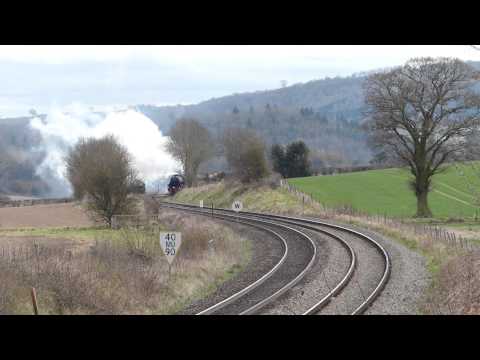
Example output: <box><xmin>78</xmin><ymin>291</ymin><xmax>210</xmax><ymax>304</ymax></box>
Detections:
<box><xmin>199</xmin><ymin>200</ymin><xmax>204</xmax><ymax>208</ymax></box>
<box><xmin>232</xmin><ymin>200</ymin><xmax>243</xmax><ymax>212</ymax></box>
<box><xmin>232</xmin><ymin>200</ymin><xmax>242</xmax><ymax>222</ymax></box>
<box><xmin>160</xmin><ymin>232</ymin><xmax>182</xmax><ymax>278</ymax></box>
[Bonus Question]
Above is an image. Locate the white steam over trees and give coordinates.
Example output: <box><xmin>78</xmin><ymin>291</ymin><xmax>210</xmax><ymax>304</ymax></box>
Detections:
<box><xmin>65</xmin><ymin>135</ymin><xmax>140</xmax><ymax>226</ymax></box>
<box><xmin>364</xmin><ymin>57</ymin><xmax>480</xmax><ymax>217</ymax></box>
<box><xmin>29</xmin><ymin>107</ymin><xmax>180</xmax><ymax>196</ymax></box>
<box><xmin>166</xmin><ymin>118</ymin><xmax>213</xmax><ymax>186</ymax></box>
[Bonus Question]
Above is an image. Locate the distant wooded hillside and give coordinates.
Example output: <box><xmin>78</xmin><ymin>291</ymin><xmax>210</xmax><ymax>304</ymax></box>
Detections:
<box><xmin>137</xmin><ymin>74</ymin><xmax>369</xmax><ymax>169</ymax></box>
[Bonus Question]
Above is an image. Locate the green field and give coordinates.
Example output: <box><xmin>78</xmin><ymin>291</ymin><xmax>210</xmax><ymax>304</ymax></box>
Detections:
<box><xmin>288</xmin><ymin>163</ymin><xmax>480</xmax><ymax>219</ymax></box>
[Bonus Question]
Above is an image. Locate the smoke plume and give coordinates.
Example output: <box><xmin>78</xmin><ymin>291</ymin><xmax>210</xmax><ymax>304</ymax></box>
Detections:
<box><xmin>30</xmin><ymin>104</ymin><xmax>180</xmax><ymax>197</ymax></box>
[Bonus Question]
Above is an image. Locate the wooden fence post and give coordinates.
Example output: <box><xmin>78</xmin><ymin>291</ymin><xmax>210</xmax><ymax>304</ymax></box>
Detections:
<box><xmin>31</xmin><ymin>287</ymin><xmax>39</xmax><ymax>315</ymax></box>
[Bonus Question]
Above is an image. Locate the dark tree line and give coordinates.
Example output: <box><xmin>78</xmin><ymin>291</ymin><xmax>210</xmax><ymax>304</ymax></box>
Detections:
<box><xmin>271</xmin><ymin>141</ymin><xmax>312</xmax><ymax>178</ymax></box>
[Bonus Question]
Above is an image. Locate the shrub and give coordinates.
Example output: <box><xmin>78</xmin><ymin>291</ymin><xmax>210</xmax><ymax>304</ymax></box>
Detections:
<box><xmin>65</xmin><ymin>135</ymin><xmax>140</xmax><ymax>226</ymax></box>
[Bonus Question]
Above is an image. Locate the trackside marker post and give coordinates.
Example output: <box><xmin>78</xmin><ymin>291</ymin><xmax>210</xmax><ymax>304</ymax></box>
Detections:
<box><xmin>160</xmin><ymin>232</ymin><xmax>182</xmax><ymax>280</ymax></box>
<box><xmin>232</xmin><ymin>200</ymin><xmax>243</xmax><ymax>212</ymax></box>
<box><xmin>31</xmin><ymin>287</ymin><xmax>39</xmax><ymax>315</ymax></box>
<box><xmin>199</xmin><ymin>200</ymin><xmax>204</xmax><ymax>208</ymax></box>
<box><xmin>232</xmin><ymin>200</ymin><xmax>243</xmax><ymax>222</ymax></box>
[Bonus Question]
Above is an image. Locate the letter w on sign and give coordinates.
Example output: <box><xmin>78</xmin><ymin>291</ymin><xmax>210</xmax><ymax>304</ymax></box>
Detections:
<box><xmin>232</xmin><ymin>200</ymin><xmax>243</xmax><ymax>213</ymax></box>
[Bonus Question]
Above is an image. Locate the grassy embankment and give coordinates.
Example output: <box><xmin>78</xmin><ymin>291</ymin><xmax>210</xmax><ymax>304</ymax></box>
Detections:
<box><xmin>172</xmin><ymin>178</ymin><xmax>480</xmax><ymax>314</ymax></box>
<box><xmin>0</xmin><ymin>207</ymin><xmax>251</xmax><ymax>315</ymax></box>
<box><xmin>173</xmin><ymin>181</ymin><xmax>323</xmax><ymax>215</ymax></box>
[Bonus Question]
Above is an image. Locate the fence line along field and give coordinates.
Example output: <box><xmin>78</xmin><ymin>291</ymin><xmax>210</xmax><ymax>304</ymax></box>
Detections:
<box><xmin>288</xmin><ymin>163</ymin><xmax>480</xmax><ymax>219</ymax></box>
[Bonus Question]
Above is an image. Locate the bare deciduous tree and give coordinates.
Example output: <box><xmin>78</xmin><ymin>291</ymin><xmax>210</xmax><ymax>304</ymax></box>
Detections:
<box><xmin>364</xmin><ymin>57</ymin><xmax>480</xmax><ymax>217</ymax></box>
<box><xmin>166</xmin><ymin>118</ymin><xmax>213</xmax><ymax>187</ymax></box>
<box><xmin>223</xmin><ymin>128</ymin><xmax>269</xmax><ymax>183</ymax></box>
<box><xmin>65</xmin><ymin>135</ymin><xmax>140</xmax><ymax>226</ymax></box>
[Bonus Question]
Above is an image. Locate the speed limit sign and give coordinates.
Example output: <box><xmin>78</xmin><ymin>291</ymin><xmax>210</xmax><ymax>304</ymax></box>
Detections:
<box><xmin>160</xmin><ymin>232</ymin><xmax>182</xmax><ymax>264</ymax></box>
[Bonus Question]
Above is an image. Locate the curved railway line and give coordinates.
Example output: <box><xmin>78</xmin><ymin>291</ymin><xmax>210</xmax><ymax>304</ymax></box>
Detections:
<box><xmin>156</xmin><ymin>198</ymin><xmax>391</xmax><ymax>315</ymax></box>
<box><xmin>163</xmin><ymin>203</ymin><xmax>317</xmax><ymax>315</ymax></box>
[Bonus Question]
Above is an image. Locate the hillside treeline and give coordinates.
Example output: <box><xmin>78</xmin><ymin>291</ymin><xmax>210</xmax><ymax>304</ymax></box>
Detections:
<box><xmin>138</xmin><ymin>75</ymin><xmax>369</xmax><ymax>168</ymax></box>
<box><xmin>139</xmin><ymin>105</ymin><xmax>370</xmax><ymax>171</ymax></box>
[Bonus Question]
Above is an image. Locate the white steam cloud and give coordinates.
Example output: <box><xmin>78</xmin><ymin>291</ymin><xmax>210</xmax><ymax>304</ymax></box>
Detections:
<box><xmin>30</xmin><ymin>104</ymin><xmax>180</xmax><ymax>197</ymax></box>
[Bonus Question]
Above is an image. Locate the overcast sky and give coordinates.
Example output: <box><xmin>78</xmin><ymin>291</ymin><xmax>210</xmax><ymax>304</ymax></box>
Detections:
<box><xmin>1</xmin><ymin>45</ymin><xmax>479</xmax><ymax>117</ymax></box>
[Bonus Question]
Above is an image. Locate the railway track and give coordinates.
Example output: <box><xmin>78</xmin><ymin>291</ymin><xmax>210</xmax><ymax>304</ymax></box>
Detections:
<box><xmin>156</xmin><ymin>198</ymin><xmax>391</xmax><ymax>315</ymax></box>
<box><xmin>161</xmin><ymin>202</ymin><xmax>317</xmax><ymax>315</ymax></box>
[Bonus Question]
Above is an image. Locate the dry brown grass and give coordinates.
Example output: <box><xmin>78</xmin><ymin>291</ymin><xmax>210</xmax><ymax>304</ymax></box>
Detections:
<box><xmin>422</xmin><ymin>250</ymin><xmax>480</xmax><ymax>314</ymax></box>
<box><xmin>0</xmin><ymin>209</ymin><xmax>250</xmax><ymax>315</ymax></box>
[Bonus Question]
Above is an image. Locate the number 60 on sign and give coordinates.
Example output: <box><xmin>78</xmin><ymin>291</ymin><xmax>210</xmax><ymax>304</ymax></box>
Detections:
<box><xmin>160</xmin><ymin>232</ymin><xmax>182</xmax><ymax>264</ymax></box>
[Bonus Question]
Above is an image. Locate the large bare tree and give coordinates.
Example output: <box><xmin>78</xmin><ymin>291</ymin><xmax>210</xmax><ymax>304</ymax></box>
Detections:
<box><xmin>166</xmin><ymin>118</ymin><xmax>213</xmax><ymax>186</ymax></box>
<box><xmin>364</xmin><ymin>57</ymin><xmax>480</xmax><ymax>217</ymax></box>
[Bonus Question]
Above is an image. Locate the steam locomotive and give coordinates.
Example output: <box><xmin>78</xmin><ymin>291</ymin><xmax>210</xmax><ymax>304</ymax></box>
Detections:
<box><xmin>167</xmin><ymin>174</ymin><xmax>185</xmax><ymax>195</ymax></box>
